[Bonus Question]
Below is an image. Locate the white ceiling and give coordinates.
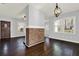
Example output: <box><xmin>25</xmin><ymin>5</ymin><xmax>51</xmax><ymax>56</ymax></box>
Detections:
<box><xmin>0</xmin><ymin>3</ymin><xmax>79</xmax><ymax>19</ymax></box>
<box><xmin>0</xmin><ymin>3</ymin><xmax>28</xmax><ymax>18</ymax></box>
<box><xmin>35</xmin><ymin>3</ymin><xmax>79</xmax><ymax>17</ymax></box>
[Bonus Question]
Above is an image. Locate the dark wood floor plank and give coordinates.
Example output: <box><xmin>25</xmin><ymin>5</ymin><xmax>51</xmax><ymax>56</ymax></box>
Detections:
<box><xmin>0</xmin><ymin>37</ymin><xmax>79</xmax><ymax>56</ymax></box>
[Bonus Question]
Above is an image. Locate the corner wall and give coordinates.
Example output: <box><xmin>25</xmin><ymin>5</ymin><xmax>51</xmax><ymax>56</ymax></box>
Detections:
<box><xmin>49</xmin><ymin>11</ymin><xmax>79</xmax><ymax>43</ymax></box>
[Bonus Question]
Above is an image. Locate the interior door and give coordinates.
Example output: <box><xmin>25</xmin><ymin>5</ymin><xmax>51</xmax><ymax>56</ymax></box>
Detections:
<box><xmin>1</xmin><ymin>21</ymin><xmax>10</xmax><ymax>39</ymax></box>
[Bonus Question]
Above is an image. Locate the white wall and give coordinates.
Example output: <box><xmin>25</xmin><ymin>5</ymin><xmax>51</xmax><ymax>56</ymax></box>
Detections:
<box><xmin>12</xmin><ymin>19</ymin><xmax>26</xmax><ymax>37</ymax></box>
<box><xmin>48</xmin><ymin>11</ymin><xmax>79</xmax><ymax>43</ymax></box>
<box><xmin>44</xmin><ymin>17</ymin><xmax>49</xmax><ymax>36</ymax></box>
<box><xmin>28</xmin><ymin>5</ymin><xmax>45</xmax><ymax>27</ymax></box>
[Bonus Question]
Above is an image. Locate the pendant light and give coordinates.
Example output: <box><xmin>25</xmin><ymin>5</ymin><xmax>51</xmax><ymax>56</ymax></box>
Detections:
<box><xmin>54</xmin><ymin>3</ymin><xmax>62</xmax><ymax>17</ymax></box>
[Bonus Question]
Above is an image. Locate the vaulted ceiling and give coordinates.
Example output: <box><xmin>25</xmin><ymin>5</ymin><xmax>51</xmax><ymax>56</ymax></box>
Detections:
<box><xmin>0</xmin><ymin>3</ymin><xmax>28</xmax><ymax>18</ymax></box>
<box><xmin>0</xmin><ymin>3</ymin><xmax>79</xmax><ymax>19</ymax></box>
<box><xmin>33</xmin><ymin>3</ymin><xmax>79</xmax><ymax>17</ymax></box>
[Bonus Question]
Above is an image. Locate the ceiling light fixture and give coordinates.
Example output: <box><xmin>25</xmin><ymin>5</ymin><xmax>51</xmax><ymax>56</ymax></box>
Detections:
<box><xmin>54</xmin><ymin>3</ymin><xmax>62</xmax><ymax>17</ymax></box>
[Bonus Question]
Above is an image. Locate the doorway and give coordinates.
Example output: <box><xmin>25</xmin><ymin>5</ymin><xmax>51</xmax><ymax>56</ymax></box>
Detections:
<box><xmin>0</xmin><ymin>21</ymin><xmax>11</xmax><ymax>40</ymax></box>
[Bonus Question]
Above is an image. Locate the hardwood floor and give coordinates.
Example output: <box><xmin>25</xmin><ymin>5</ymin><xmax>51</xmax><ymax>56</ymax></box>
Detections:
<box><xmin>0</xmin><ymin>37</ymin><xmax>79</xmax><ymax>56</ymax></box>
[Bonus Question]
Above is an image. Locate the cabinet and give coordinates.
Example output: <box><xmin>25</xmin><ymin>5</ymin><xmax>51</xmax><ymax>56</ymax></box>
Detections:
<box><xmin>0</xmin><ymin>21</ymin><xmax>10</xmax><ymax>40</ymax></box>
<box><xmin>25</xmin><ymin>28</ymin><xmax>44</xmax><ymax>47</ymax></box>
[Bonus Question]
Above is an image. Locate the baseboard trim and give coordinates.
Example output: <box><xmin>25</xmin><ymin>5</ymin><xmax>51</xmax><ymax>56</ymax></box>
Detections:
<box><xmin>48</xmin><ymin>37</ymin><xmax>79</xmax><ymax>44</ymax></box>
<box><xmin>11</xmin><ymin>36</ymin><xmax>25</xmax><ymax>39</ymax></box>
